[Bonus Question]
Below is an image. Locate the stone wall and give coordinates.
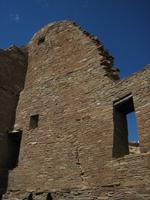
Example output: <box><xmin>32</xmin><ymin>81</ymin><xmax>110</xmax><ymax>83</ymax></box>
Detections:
<box><xmin>0</xmin><ymin>45</ymin><xmax>27</xmax><ymax>132</ymax></box>
<box><xmin>0</xmin><ymin>45</ymin><xmax>27</xmax><ymax>194</ymax></box>
<box><xmin>0</xmin><ymin>21</ymin><xmax>149</xmax><ymax>199</ymax></box>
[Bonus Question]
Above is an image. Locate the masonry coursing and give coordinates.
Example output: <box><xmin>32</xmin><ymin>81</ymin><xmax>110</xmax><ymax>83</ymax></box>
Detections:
<box><xmin>0</xmin><ymin>21</ymin><xmax>149</xmax><ymax>200</ymax></box>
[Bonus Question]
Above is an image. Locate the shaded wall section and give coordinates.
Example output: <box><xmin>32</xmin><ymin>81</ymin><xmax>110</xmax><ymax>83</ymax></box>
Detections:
<box><xmin>0</xmin><ymin>45</ymin><xmax>28</xmax><ymax>194</ymax></box>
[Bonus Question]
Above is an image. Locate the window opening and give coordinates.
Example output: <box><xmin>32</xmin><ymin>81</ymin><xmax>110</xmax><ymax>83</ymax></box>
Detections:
<box><xmin>113</xmin><ymin>94</ymin><xmax>139</xmax><ymax>157</ymax></box>
<box><xmin>7</xmin><ymin>130</ymin><xmax>22</xmax><ymax>169</ymax></box>
<box><xmin>29</xmin><ymin>114</ymin><xmax>39</xmax><ymax>129</ymax></box>
<box><xmin>38</xmin><ymin>36</ymin><xmax>45</xmax><ymax>45</ymax></box>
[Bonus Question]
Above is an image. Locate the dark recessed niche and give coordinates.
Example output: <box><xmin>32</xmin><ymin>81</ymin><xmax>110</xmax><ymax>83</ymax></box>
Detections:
<box><xmin>47</xmin><ymin>193</ymin><xmax>53</xmax><ymax>200</ymax></box>
<box><xmin>38</xmin><ymin>36</ymin><xmax>45</xmax><ymax>45</ymax></box>
<box><xmin>7</xmin><ymin>131</ymin><xmax>22</xmax><ymax>169</ymax></box>
<box><xmin>28</xmin><ymin>193</ymin><xmax>33</xmax><ymax>200</ymax></box>
<box><xmin>29</xmin><ymin>114</ymin><xmax>39</xmax><ymax>129</ymax></box>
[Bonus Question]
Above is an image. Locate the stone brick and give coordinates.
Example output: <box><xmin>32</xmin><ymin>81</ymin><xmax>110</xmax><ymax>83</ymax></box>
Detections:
<box><xmin>0</xmin><ymin>20</ymin><xmax>149</xmax><ymax>199</ymax></box>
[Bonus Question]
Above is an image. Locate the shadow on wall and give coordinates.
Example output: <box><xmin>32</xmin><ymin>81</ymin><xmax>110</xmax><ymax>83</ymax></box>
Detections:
<box><xmin>0</xmin><ymin>133</ymin><xmax>9</xmax><ymax>197</ymax></box>
<box><xmin>0</xmin><ymin>131</ymin><xmax>22</xmax><ymax>197</ymax></box>
<box><xmin>0</xmin><ymin>168</ymin><xmax>8</xmax><ymax>197</ymax></box>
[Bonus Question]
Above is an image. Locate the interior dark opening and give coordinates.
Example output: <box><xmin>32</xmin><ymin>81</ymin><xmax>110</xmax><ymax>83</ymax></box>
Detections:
<box><xmin>47</xmin><ymin>193</ymin><xmax>53</xmax><ymax>200</ymax></box>
<box><xmin>7</xmin><ymin>131</ymin><xmax>22</xmax><ymax>169</ymax></box>
<box><xmin>38</xmin><ymin>36</ymin><xmax>45</xmax><ymax>45</ymax></box>
<box><xmin>113</xmin><ymin>94</ymin><xmax>139</xmax><ymax>158</ymax></box>
<box><xmin>28</xmin><ymin>193</ymin><xmax>33</xmax><ymax>200</ymax></box>
<box><xmin>29</xmin><ymin>114</ymin><xmax>39</xmax><ymax>129</ymax></box>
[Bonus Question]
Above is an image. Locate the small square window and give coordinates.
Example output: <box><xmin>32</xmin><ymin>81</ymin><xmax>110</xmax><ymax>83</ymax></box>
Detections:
<box><xmin>29</xmin><ymin>114</ymin><xmax>39</xmax><ymax>129</ymax></box>
<box><xmin>38</xmin><ymin>36</ymin><xmax>45</xmax><ymax>45</ymax></box>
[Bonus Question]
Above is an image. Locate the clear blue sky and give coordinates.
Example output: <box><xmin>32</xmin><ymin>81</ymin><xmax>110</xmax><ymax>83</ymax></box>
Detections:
<box><xmin>0</xmin><ymin>0</ymin><xmax>149</xmax><ymax>141</ymax></box>
<box><xmin>0</xmin><ymin>0</ymin><xmax>149</xmax><ymax>78</ymax></box>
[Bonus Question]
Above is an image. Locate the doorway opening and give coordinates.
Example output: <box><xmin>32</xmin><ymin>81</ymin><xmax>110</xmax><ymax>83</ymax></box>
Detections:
<box><xmin>113</xmin><ymin>94</ymin><xmax>139</xmax><ymax>157</ymax></box>
<box><xmin>7</xmin><ymin>131</ymin><xmax>22</xmax><ymax>169</ymax></box>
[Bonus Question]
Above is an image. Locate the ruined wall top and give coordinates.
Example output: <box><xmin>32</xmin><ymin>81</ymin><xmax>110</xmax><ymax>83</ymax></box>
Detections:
<box><xmin>26</xmin><ymin>20</ymin><xmax>120</xmax><ymax>85</ymax></box>
<box><xmin>0</xmin><ymin>45</ymin><xmax>28</xmax><ymax>94</ymax></box>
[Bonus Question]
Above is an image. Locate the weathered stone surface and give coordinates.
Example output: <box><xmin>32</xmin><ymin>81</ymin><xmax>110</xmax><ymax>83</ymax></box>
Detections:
<box><xmin>0</xmin><ymin>20</ymin><xmax>149</xmax><ymax>199</ymax></box>
<box><xmin>0</xmin><ymin>45</ymin><xmax>27</xmax><ymax>196</ymax></box>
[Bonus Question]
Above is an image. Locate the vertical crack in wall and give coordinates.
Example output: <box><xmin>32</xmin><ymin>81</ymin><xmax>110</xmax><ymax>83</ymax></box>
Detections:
<box><xmin>75</xmin><ymin>146</ymin><xmax>89</xmax><ymax>186</ymax></box>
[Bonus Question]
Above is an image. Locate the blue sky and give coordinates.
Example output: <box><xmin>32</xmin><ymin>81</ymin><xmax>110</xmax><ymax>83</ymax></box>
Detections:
<box><xmin>0</xmin><ymin>0</ymin><xmax>149</xmax><ymax>78</ymax></box>
<box><xmin>1</xmin><ymin>0</ymin><xmax>148</xmax><ymax>141</ymax></box>
<box><xmin>127</xmin><ymin>112</ymin><xmax>139</xmax><ymax>142</ymax></box>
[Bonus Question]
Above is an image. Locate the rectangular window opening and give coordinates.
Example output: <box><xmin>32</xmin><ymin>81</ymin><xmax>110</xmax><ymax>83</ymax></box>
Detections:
<box><xmin>7</xmin><ymin>131</ymin><xmax>22</xmax><ymax>169</ymax></box>
<box><xmin>113</xmin><ymin>94</ymin><xmax>139</xmax><ymax>158</ymax></box>
<box><xmin>29</xmin><ymin>114</ymin><xmax>39</xmax><ymax>129</ymax></box>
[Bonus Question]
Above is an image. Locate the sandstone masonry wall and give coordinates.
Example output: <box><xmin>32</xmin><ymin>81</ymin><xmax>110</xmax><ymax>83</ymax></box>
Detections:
<box><xmin>0</xmin><ymin>46</ymin><xmax>27</xmax><ymax>194</ymax></box>
<box><xmin>0</xmin><ymin>21</ymin><xmax>149</xmax><ymax>200</ymax></box>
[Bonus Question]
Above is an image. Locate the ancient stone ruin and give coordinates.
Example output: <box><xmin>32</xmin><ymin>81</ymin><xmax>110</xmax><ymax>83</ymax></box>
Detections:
<box><xmin>0</xmin><ymin>20</ymin><xmax>149</xmax><ymax>200</ymax></box>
